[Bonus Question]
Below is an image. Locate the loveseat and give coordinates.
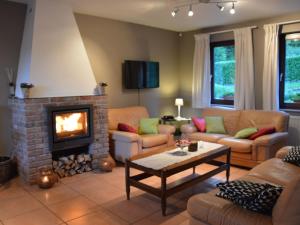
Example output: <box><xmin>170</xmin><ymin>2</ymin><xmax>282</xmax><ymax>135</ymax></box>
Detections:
<box><xmin>108</xmin><ymin>106</ymin><xmax>175</xmax><ymax>162</ymax></box>
<box><xmin>181</xmin><ymin>108</ymin><xmax>289</xmax><ymax>167</ymax></box>
<box><xmin>187</xmin><ymin>146</ymin><xmax>300</xmax><ymax>225</ymax></box>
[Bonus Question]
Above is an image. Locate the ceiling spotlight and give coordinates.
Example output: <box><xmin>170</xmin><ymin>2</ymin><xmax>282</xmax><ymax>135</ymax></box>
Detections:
<box><xmin>230</xmin><ymin>2</ymin><xmax>235</xmax><ymax>14</ymax></box>
<box><xmin>217</xmin><ymin>3</ymin><xmax>225</xmax><ymax>12</ymax></box>
<box><xmin>188</xmin><ymin>5</ymin><xmax>194</xmax><ymax>17</ymax></box>
<box><xmin>171</xmin><ymin>8</ymin><xmax>179</xmax><ymax>17</ymax></box>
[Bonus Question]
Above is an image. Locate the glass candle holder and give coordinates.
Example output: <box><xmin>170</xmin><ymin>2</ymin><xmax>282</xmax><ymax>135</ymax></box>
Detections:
<box><xmin>37</xmin><ymin>168</ymin><xmax>57</xmax><ymax>189</ymax></box>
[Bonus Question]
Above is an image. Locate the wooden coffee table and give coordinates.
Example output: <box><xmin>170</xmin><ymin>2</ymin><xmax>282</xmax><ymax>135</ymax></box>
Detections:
<box><xmin>125</xmin><ymin>142</ymin><xmax>231</xmax><ymax>216</ymax></box>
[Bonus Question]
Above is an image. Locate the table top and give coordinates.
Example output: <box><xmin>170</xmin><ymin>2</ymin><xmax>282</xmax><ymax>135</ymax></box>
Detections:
<box><xmin>129</xmin><ymin>141</ymin><xmax>230</xmax><ymax>172</ymax></box>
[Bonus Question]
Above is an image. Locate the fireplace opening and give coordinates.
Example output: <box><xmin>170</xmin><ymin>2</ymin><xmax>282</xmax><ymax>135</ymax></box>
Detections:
<box><xmin>48</xmin><ymin>105</ymin><xmax>94</xmax><ymax>152</ymax></box>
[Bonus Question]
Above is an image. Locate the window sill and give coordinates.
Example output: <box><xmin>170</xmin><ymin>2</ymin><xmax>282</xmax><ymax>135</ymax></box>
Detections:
<box><xmin>211</xmin><ymin>104</ymin><xmax>234</xmax><ymax>109</ymax></box>
<box><xmin>280</xmin><ymin>108</ymin><xmax>300</xmax><ymax>114</ymax></box>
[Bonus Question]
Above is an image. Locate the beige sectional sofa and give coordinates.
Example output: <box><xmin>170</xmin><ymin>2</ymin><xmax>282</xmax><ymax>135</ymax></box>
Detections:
<box><xmin>108</xmin><ymin>106</ymin><xmax>175</xmax><ymax>162</ymax></box>
<box><xmin>181</xmin><ymin>108</ymin><xmax>289</xmax><ymax>167</ymax></box>
<box><xmin>187</xmin><ymin>146</ymin><xmax>300</xmax><ymax>225</ymax></box>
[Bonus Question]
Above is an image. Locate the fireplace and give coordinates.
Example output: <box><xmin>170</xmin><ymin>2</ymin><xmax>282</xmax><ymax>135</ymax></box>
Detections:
<box><xmin>48</xmin><ymin>105</ymin><xmax>94</xmax><ymax>152</ymax></box>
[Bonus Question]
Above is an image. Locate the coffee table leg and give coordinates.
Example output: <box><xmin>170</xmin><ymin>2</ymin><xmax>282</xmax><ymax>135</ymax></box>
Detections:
<box><xmin>125</xmin><ymin>160</ymin><xmax>130</xmax><ymax>200</ymax></box>
<box><xmin>161</xmin><ymin>173</ymin><xmax>167</xmax><ymax>216</ymax></box>
<box><xmin>226</xmin><ymin>149</ymin><xmax>231</xmax><ymax>182</ymax></box>
<box><xmin>193</xmin><ymin>166</ymin><xmax>196</xmax><ymax>174</ymax></box>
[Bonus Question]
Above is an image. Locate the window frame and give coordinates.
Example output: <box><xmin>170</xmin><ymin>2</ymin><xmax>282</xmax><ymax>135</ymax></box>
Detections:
<box><xmin>279</xmin><ymin>31</ymin><xmax>300</xmax><ymax>110</ymax></box>
<box><xmin>210</xmin><ymin>40</ymin><xmax>235</xmax><ymax>106</ymax></box>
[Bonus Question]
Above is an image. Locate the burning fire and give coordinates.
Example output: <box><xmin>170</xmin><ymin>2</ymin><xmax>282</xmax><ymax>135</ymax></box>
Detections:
<box><xmin>56</xmin><ymin>113</ymin><xmax>85</xmax><ymax>133</ymax></box>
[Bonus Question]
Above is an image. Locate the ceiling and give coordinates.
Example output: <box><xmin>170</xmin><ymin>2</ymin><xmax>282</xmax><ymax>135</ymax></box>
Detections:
<box><xmin>12</xmin><ymin>0</ymin><xmax>300</xmax><ymax>32</ymax></box>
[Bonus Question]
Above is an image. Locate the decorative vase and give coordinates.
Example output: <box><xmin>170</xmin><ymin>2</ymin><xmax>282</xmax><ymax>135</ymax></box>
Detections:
<box><xmin>21</xmin><ymin>88</ymin><xmax>30</xmax><ymax>98</ymax></box>
<box><xmin>97</xmin><ymin>85</ymin><xmax>105</xmax><ymax>96</ymax></box>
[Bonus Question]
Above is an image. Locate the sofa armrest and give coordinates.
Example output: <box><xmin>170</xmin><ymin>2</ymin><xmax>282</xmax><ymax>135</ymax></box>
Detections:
<box><xmin>180</xmin><ymin>124</ymin><xmax>197</xmax><ymax>134</ymax></box>
<box><xmin>275</xmin><ymin>146</ymin><xmax>293</xmax><ymax>159</ymax></box>
<box><xmin>111</xmin><ymin>131</ymin><xmax>140</xmax><ymax>143</ymax></box>
<box><xmin>253</xmin><ymin>132</ymin><xmax>288</xmax><ymax>146</ymax></box>
<box><xmin>158</xmin><ymin>124</ymin><xmax>176</xmax><ymax>135</ymax></box>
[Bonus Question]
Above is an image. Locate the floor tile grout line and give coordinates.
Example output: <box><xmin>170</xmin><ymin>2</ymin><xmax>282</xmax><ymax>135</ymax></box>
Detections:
<box><xmin>23</xmin><ymin>183</ymin><xmax>67</xmax><ymax>224</ymax></box>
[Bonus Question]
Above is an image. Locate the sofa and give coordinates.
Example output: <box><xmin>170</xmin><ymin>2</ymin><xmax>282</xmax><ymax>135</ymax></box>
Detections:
<box><xmin>108</xmin><ymin>106</ymin><xmax>176</xmax><ymax>162</ymax></box>
<box><xmin>187</xmin><ymin>146</ymin><xmax>300</xmax><ymax>225</ymax></box>
<box><xmin>181</xmin><ymin>108</ymin><xmax>289</xmax><ymax>167</ymax></box>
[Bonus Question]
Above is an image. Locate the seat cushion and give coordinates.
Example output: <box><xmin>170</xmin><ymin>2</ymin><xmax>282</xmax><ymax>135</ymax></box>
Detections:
<box><xmin>187</xmin><ymin>189</ymin><xmax>272</xmax><ymax>225</ymax></box>
<box><xmin>218</xmin><ymin>137</ymin><xmax>253</xmax><ymax>153</ymax></box>
<box><xmin>188</xmin><ymin>132</ymin><xmax>230</xmax><ymax>143</ymax></box>
<box><xmin>141</xmin><ymin>134</ymin><xmax>167</xmax><ymax>148</ymax></box>
<box><xmin>272</xmin><ymin>176</ymin><xmax>300</xmax><ymax>225</ymax></box>
<box><xmin>248</xmin><ymin>158</ymin><xmax>300</xmax><ymax>186</ymax></box>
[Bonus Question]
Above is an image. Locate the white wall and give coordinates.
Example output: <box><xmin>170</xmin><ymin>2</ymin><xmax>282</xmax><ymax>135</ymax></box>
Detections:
<box><xmin>16</xmin><ymin>0</ymin><xmax>97</xmax><ymax>98</ymax></box>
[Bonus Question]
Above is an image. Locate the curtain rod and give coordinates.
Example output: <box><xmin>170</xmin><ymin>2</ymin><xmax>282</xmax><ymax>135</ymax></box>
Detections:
<box><xmin>198</xmin><ymin>26</ymin><xmax>257</xmax><ymax>36</ymax></box>
<box><xmin>274</xmin><ymin>19</ymin><xmax>300</xmax><ymax>26</ymax></box>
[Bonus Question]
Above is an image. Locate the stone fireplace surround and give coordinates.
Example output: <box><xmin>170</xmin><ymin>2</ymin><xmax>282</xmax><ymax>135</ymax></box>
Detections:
<box><xmin>11</xmin><ymin>95</ymin><xmax>109</xmax><ymax>184</ymax></box>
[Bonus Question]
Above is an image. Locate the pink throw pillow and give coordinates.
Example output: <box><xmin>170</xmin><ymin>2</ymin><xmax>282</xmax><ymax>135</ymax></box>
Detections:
<box><xmin>117</xmin><ymin>123</ymin><xmax>137</xmax><ymax>133</ymax></box>
<box><xmin>192</xmin><ymin>117</ymin><xmax>206</xmax><ymax>132</ymax></box>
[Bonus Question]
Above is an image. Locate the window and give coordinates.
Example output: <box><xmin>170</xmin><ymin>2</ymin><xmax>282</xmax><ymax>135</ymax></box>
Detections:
<box><xmin>279</xmin><ymin>32</ymin><xmax>300</xmax><ymax>109</ymax></box>
<box><xmin>210</xmin><ymin>40</ymin><xmax>236</xmax><ymax>105</ymax></box>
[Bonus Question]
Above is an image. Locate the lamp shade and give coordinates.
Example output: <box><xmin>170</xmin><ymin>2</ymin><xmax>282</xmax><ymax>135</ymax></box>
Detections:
<box><xmin>175</xmin><ymin>98</ymin><xmax>184</xmax><ymax>106</ymax></box>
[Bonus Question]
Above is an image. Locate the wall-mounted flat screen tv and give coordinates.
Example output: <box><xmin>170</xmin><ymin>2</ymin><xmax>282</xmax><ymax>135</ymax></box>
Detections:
<box><xmin>124</xmin><ymin>60</ymin><xmax>159</xmax><ymax>89</ymax></box>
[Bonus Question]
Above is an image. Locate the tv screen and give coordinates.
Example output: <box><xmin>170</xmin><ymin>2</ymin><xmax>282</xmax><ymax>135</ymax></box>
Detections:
<box><xmin>124</xmin><ymin>60</ymin><xmax>159</xmax><ymax>89</ymax></box>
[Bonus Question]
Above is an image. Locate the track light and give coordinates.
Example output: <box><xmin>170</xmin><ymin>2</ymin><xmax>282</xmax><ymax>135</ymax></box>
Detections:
<box><xmin>217</xmin><ymin>3</ymin><xmax>225</xmax><ymax>12</ymax></box>
<box><xmin>230</xmin><ymin>2</ymin><xmax>235</xmax><ymax>14</ymax></box>
<box><xmin>171</xmin><ymin>8</ymin><xmax>179</xmax><ymax>17</ymax></box>
<box><xmin>188</xmin><ymin>5</ymin><xmax>194</xmax><ymax>17</ymax></box>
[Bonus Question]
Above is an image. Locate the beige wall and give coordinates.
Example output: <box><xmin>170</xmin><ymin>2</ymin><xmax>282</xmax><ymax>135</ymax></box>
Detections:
<box><xmin>75</xmin><ymin>14</ymin><xmax>180</xmax><ymax>117</ymax></box>
<box><xmin>179</xmin><ymin>12</ymin><xmax>300</xmax><ymax>117</ymax></box>
<box><xmin>0</xmin><ymin>2</ymin><xmax>26</xmax><ymax>155</ymax></box>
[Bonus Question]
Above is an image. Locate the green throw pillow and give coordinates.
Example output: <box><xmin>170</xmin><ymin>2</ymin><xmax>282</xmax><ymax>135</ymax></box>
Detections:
<box><xmin>205</xmin><ymin>116</ymin><xmax>226</xmax><ymax>134</ymax></box>
<box><xmin>234</xmin><ymin>127</ymin><xmax>258</xmax><ymax>139</ymax></box>
<box><xmin>139</xmin><ymin>118</ymin><xmax>159</xmax><ymax>134</ymax></box>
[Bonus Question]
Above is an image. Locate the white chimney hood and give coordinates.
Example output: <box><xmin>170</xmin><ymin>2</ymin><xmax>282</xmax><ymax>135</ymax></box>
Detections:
<box><xmin>15</xmin><ymin>0</ymin><xmax>97</xmax><ymax>98</ymax></box>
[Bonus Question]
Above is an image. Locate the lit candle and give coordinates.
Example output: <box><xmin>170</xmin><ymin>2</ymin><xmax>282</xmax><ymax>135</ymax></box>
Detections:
<box><xmin>42</xmin><ymin>176</ymin><xmax>49</xmax><ymax>183</ymax></box>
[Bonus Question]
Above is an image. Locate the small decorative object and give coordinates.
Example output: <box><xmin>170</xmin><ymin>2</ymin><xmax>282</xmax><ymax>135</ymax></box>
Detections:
<box><xmin>0</xmin><ymin>156</ymin><xmax>12</xmax><ymax>184</ymax></box>
<box><xmin>188</xmin><ymin>142</ymin><xmax>198</xmax><ymax>152</ymax></box>
<box><xmin>99</xmin><ymin>158</ymin><xmax>113</xmax><ymax>172</ymax></box>
<box><xmin>175</xmin><ymin>98</ymin><xmax>184</xmax><ymax>120</ymax></box>
<box><xmin>37</xmin><ymin>168</ymin><xmax>58</xmax><ymax>189</ymax></box>
<box><xmin>20</xmin><ymin>83</ymin><xmax>34</xmax><ymax>98</ymax></box>
<box><xmin>97</xmin><ymin>82</ymin><xmax>108</xmax><ymax>96</ymax></box>
<box><xmin>175</xmin><ymin>139</ymin><xmax>191</xmax><ymax>155</ymax></box>
<box><xmin>5</xmin><ymin>68</ymin><xmax>15</xmax><ymax>98</ymax></box>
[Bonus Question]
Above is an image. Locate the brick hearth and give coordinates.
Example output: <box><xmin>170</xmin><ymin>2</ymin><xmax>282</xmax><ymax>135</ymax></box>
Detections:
<box><xmin>11</xmin><ymin>96</ymin><xmax>109</xmax><ymax>184</ymax></box>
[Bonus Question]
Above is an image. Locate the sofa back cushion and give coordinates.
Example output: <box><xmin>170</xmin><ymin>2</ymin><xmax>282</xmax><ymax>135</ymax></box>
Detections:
<box><xmin>108</xmin><ymin>106</ymin><xmax>149</xmax><ymax>131</ymax></box>
<box><xmin>272</xmin><ymin>176</ymin><xmax>300</xmax><ymax>225</ymax></box>
<box><xmin>237</xmin><ymin>110</ymin><xmax>289</xmax><ymax>132</ymax></box>
<box><xmin>201</xmin><ymin>108</ymin><xmax>241</xmax><ymax>135</ymax></box>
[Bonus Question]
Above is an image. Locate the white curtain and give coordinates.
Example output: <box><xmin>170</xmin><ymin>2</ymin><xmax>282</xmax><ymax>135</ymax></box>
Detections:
<box><xmin>262</xmin><ymin>24</ymin><xmax>280</xmax><ymax>111</ymax></box>
<box><xmin>192</xmin><ymin>34</ymin><xmax>211</xmax><ymax>108</ymax></box>
<box><xmin>234</xmin><ymin>27</ymin><xmax>255</xmax><ymax>109</ymax></box>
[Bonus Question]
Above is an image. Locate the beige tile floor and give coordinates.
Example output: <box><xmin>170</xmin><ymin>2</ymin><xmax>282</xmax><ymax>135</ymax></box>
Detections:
<box><xmin>0</xmin><ymin>164</ymin><xmax>248</xmax><ymax>225</ymax></box>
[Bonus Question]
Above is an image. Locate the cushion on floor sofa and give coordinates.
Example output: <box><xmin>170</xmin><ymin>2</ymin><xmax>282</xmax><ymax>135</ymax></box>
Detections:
<box><xmin>188</xmin><ymin>133</ymin><xmax>230</xmax><ymax>143</ymax></box>
<box><xmin>272</xmin><ymin>176</ymin><xmax>300</xmax><ymax>225</ymax></box>
<box><xmin>187</xmin><ymin>189</ymin><xmax>272</xmax><ymax>225</ymax></box>
<box><xmin>218</xmin><ymin>137</ymin><xmax>253</xmax><ymax>153</ymax></box>
<box><xmin>141</xmin><ymin>134</ymin><xmax>167</xmax><ymax>148</ymax></box>
<box><xmin>248</xmin><ymin>158</ymin><xmax>300</xmax><ymax>187</ymax></box>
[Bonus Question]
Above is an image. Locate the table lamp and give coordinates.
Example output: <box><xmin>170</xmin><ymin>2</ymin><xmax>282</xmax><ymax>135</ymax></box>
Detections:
<box><xmin>175</xmin><ymin>98</ymin><xmax>184</xmax><ymax>120</ymax></box>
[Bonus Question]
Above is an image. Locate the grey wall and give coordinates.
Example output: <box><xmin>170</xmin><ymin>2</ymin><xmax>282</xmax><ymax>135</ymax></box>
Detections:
<box><xmin>0</xmin><ymin>1</ymin><xmax>26</xmax><ymax>155</ymax></box>
<box><xmin>179</xmin><ymin>12</ymin><xmax>300</xmax><ymax>117</ymax></box>
<box><xmin>75</xmin><ymin>14</ymin><xmax>180</xmax><ymax>117</ymax></box>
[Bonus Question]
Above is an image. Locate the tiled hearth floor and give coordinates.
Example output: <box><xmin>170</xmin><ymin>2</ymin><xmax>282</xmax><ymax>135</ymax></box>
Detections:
<box><xmin>0</xmin><ymin>164</ymin><xmax>248</xmax><ymax>225</ymax></box>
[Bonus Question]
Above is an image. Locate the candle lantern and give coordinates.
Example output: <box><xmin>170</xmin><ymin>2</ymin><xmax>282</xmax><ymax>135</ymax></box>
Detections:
<box><xmin>37</xmin><ymin>168</ymin><xmax>57</xmax><ymax>189</ymax></box>
<box><xmin>99</xmin><ymin>159</ymin><xmax>113</xmax><ymax>172</ymax></box>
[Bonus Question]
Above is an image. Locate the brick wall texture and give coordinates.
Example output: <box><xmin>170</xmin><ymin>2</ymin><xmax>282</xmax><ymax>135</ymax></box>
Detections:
<box><xmin>11</xmin><ymin>96</ymin><xmax>109</xmax><ymax>184</ymax></box>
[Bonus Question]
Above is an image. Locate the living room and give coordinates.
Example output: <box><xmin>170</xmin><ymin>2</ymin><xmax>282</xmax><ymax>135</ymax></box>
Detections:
<box><xmin>0</xmin><ymin>0</ymin><xmax>299</xmax><ymax>225</ymax></box>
